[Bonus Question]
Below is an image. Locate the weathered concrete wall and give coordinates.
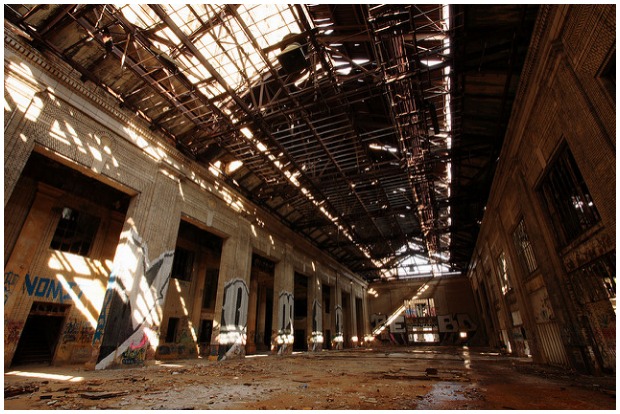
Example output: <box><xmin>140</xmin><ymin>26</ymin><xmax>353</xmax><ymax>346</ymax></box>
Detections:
<box><xmin>4</xmin><ymin>28</ymin><xmax>368</xmax><ymax>368</ymax></box>
<box><xmin>467</xmin><ymin>5</ymin><xmax>615</xmax><ymax>374</ymax></box>
<box><xmin>367</xmin><ymin>276</ymin><xmax>481</xmax><ymax>344</ymax></box>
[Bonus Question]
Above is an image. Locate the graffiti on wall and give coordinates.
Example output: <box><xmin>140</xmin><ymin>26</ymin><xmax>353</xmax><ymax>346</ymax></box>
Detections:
<box><xmin>310</xmin><ymin>299</ymin><xmax>323</xmax><ymax>351</ymax></box>
<box><xmin>94</xmin><ymin>228</ymin><xmax>174</xmax><ymax>370</ymax></box>
<box><xmin>5</xmin><ymin>271</ymin><xmax>83</xmax><ymax>305</ymax></box>
<box><xmin>62</xmin><ymin>319</ymin><xmax>95</xmax><ymax>344</ymax></box>
<box><xmin>4</xmin><ymin>271</ymin><xmax>20</xmax><ymax>304</ymax></box>
<box><xmin>389</xmin><ymin>315</ymin><xmax>406</xmax><ymax>333</ymax></box>
<box><xmin>177</xmin><ymin>322</ymin><xmax>196</xmax><ymax>345</ymax></box>
<box><xmin>156</xmin><ymin>343</ymin><xmax>196</xmax><ymax>359</ymax></box>
<box><xmin>530</xmin><ymin>288</ymin><xmax>554</xmax><ymax>323</ymax></box>
<box><xmin>23</xmin><ymin>273</ymin><xmax>84</xmax><ymax>303</ymax></box>
<box><xmin>121</xmin><ymin>332</ymin><xmax>149</xmax><ymax>365</ymax></box>
<box><xmin>274</xmin><ymin>291</ymin><xmax>294</xmax><ymax>354</ymax></box>
<box><xmin>333</xmin><ymin>304</ymin><xmax>343</xmax><ymax>349</ymax></box>
<box><xmin>219</xmin><ymin>278</ymin><xmax>249</xmax><ymax>360</ymax></box>
<box><xmin>437</xmin><ymin>314</ymin><xmax>477</xmax><ymax>333</ymax></box>
<box><xmin>92</xmin><ymin>274</ymin><xmax>115</xmax><ymax>344</ymax></box>
<box><xmin>4</xmin><ymin>320</ymin><xmax>24</xmax><ymax>346</ymax></box>
<box><xmin>371</xmin><ymin>313</ymin><xmax>387</xmax><ymax>331</ymax></box>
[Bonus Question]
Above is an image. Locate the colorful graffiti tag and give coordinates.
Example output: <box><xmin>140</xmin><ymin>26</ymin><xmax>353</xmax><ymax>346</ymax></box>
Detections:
<box><xmin>121</xmin><ymin>332</ymin><xmax>149</xmax><ymax>365</ymax></box>
<box><xmin>93</xmin><ymin>228</ymin><xmax>174</xmax><ymax>370</ymax></box>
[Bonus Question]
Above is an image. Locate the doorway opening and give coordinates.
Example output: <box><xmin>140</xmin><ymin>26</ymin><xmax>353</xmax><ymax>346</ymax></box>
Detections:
<box><xmin>294</xmin><ymin>272</ymin><xmax>308</xmax><ymax>351</ymax></box>
<box><xmin>248</xmin><ymin>254</ymin><xmax>275</xmax><ymax>353</ymax></box>
<box><xmin>12</xmin><ymin>302</ymin><xmax>70</xmax><ymax>367</ymax></box>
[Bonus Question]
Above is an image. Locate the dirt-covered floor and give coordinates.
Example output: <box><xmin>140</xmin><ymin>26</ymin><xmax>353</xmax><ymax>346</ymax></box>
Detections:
<box><xmin>3</xmin><ymin>346</ymin><xmax>616</xmax><ymax>410</ymax></box>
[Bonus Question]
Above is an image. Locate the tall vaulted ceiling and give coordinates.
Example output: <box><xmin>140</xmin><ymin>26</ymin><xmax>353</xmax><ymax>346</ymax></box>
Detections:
<box><xmin>4</xmin><ymin>4</ymin><xmax>540</xmax><ymax>281</ymax></box>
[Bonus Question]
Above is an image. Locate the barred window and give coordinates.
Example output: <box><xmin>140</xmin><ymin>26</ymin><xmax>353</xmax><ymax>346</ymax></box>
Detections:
<box><xmin>539</xmin><ymin>145</ymin><xmax>600</xmax><ymax>246</ymax></box>
<box><xmin>497</xmin><ymin>252</ymin><xmax>512</xmax><ymax>295</ymax></box>
<box><xmin>512</xmin><ymin>219</ymin><xmax>538</xmax><ymax>274</ymax></box>
<box><xmin>171</xmin><ymin>247</ymin><xmax>195</xmax><ymax>281</ymax></box>
<box><xmin>50</xmin><ymin>207</ymin><xmax>100</xmax><ymax>256</ymax></box>
<box><xmin>570</xmin><ymin>251</ymin><xmax>616</xmax><ymax>310</ymax></box>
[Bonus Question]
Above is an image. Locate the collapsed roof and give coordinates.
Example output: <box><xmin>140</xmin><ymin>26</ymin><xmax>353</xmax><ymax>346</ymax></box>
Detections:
<box><xmin>4</xmin><ymin>4</ymin><xmax>539</xmax><ymax>281</ymax></box>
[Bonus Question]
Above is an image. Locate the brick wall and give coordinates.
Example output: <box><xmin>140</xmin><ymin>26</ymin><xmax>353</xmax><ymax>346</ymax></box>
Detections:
<box><xmin>467</xmin><ymin>5</ymin><xmax>615</xmax><ymax>374</ymax></box>
<box><xmin>4</xmin><ymin>27</ymin><xmax>369</xmax><ymax>368</ymax></box>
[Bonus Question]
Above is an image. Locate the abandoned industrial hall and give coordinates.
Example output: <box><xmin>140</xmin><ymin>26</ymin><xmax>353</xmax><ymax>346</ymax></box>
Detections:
<box><xmin>3</xmin><ymin>3</ymin><xmax>616</xmax><ymax>410</ymax></box>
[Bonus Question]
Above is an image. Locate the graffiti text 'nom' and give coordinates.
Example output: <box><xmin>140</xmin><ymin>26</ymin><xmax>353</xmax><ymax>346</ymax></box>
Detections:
<box><xmin>24</xmin><ymin>274</ymin><xmax>83</xmax><ymax>303</ymax></box>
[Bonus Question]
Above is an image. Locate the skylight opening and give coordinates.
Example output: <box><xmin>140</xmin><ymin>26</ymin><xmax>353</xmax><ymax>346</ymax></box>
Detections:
<box><xmin>120</xmin><ymin>4</ymin><xmax>303</xmax><ymax>98</ymax></box>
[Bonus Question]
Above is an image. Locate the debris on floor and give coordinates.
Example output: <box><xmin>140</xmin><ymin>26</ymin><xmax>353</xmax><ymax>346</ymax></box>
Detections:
<box><xmin>3</xmin><ymin>346</ymin><xmax>616</xmax><ymax>410</ymax></box>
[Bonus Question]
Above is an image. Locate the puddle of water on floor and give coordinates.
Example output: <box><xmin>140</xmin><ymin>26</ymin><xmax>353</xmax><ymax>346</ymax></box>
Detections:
<box><xmin>414</xmin><ymin>382</ymin><xmax>470</xmax><ymax>410</ymax></box>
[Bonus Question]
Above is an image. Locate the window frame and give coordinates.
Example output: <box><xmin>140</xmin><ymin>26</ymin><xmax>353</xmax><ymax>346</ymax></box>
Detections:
<box><xmin>49</xmin><ymin>207</ymin><xmax>101</xmax><ymax>257</ymax></box>
<box><xmin>496</xmin><ymin>251</ymin><xmax>512</xmax><ymax>295</ymax></box>
<box><xmin>538</xmin><ymin>144</ymin><xmax>601</xmax><ymax>247</ymax></box>
<box><xmin>512</xmin><ymin>218</ymin><xmax>539</xmax><ymax>275</ymax></box>
<box><xmin>170</xmin><ymin>246</ymin><xmax>195</xmax><ymax>282</ymax></box>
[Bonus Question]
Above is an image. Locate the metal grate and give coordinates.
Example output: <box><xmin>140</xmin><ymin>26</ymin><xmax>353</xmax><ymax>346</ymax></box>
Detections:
<box><xmin>512</xmin><ymin>218</ymin><xmax>538</xmax><ymax>275</ymax></box>
<box><xmin>540</xmin><ymin>145</ymin><xmax>601</xmax><ymax>246</ymax></box>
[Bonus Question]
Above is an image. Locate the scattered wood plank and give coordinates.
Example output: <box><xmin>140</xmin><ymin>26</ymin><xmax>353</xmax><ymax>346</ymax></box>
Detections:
<box><xmin>79</xmin><ymin>390</ymin><xmax>129</xmax><ymax>400</ymax></box>
<box><xmin>5</xmin><ymin>384</ymin><xmax>39</xmax><ymax>398</ymax></box>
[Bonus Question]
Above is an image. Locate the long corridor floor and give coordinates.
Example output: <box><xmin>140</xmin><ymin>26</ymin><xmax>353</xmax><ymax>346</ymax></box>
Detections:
<box><xmin>4</xmin><ymin>346</ymin><xmax>616</xmax><ymax>410</ymax></box>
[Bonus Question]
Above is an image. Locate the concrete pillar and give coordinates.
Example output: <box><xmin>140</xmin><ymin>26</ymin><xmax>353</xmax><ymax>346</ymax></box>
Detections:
<box><xmin>209</xmin><ymin>225</ymin><xmax>252</xmax><ymax>360</ymax></box>
<box><xmin>333</xmin><ymin>274</ymin><xmax>344</xmax><ymax>350</ymax></box>
<box><xmin>362</xmin><ymin>288</ymin><xmax>372</xmax><ymax>345</ymax></box>
<box><xmin>4</xmin><ymin>88</ymin><xmax>42</xmax><ymax>206</ymax></box>
<box><xmin>246</xmin><ymin>273</ymin><xmax>259</xmax><ymax>354</ymax></box>
<box><xmin>4</xmin><ymin>183</ymin><xmax>63</xmax><ymax>367</ymax></box>
<box><xmin>309</xmin><ymin>271</ymin><xmax>323</xmax><ymax>351</ymax></box>
<box><xmin>350</xmin><ymin>288</ymin><xmax>358</xmax><ymax>347</ymax></box>
<box><xmin>188</xmin><ymin>252</ymin><xmax>209</xmax><ymax>353</ymax></box>
<box><xmin>272</xmin><ymin>245</ymin><xmax>294</xmax><ymax>354</ymax></box>
<box><xmin>90</xmin><ymin>170</ymin><xmax>180</xmax><ymax>369</ymax></box>
<box><xmin>256</xmin><ymin>286</ymin><xmax>267</xmax><ymax>349</ymax></box>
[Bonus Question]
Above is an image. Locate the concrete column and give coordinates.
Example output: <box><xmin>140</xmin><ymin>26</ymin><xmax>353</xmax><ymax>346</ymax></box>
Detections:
<box><xmin>333</xmin><ymin>274</ymin><xmax>344</xmax><ymax>350</ymax></box>
<box><xmin>90</xmin><ymin>171</ymin><xmax>181</xmax><ymax>369</ymax></box>
<box><xmin>4</xmin><ymin>88</ymin><xmax>41</xmax><ymax>206</ymax></box>
<box><xmin>4</xmin><ymin>183</ymin><xmax>63</xmax><ymax>367</ymax></box>
<box><xmin>310</xmin><ymin>272</ymin><xmax>324</xmax><ymax>351</ymax></box>
<box><xmin>256</xmin><ymin>286</ymin><xmax>267</xmax><ymax>349</ymax></box>
<box><xmin>246</xmin><ymin>273</ymin><xmax>259</xmax><ymax>354</ymax></box>
<box><xmin>209</xmin><ymin>225</ymin><xmax>252</xmax><ymax>360</ymax></box>
<box><xmin>272</xmin><ymin>245</ymin><xmax>294</xmax><ymax>354</ymax></box>
<box><xmin>188</xmin><ymin>252</ymin><xmax>209</xmax><ymax>353</ymax></box>
<box><xmin>350</xmin><ymin>288</ymin><xmax>358</xmax><ymax>347</ymax></box>
<box><xmin>362</xmin><ymin>288</ymin><xmax>372</xmax><ymax>345</ymax></box>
